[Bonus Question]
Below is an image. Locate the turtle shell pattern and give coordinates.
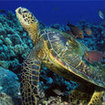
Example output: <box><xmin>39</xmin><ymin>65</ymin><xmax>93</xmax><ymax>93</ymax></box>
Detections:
<box><xmin>40</xmin><ymin>28</ymin><xmax>105</xmax><ymax>88</ymax></box>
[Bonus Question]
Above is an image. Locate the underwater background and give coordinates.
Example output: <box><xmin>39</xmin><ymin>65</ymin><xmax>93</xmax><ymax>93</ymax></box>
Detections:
<box><xmin>0</xmin><ymin>0</ymin><xmax>105</xmax><ymax>105</ymax></box>
<box><xmin>0</xmin><ymin>0</ymin><xmax>105</xmax><ymax>25</ymax></box>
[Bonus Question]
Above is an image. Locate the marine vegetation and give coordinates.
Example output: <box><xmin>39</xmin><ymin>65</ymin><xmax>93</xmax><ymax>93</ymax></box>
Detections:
<box><xmin>16</xmin><ymin>7</ymin><xmax>105</xmax><ymax>105</ymax></box>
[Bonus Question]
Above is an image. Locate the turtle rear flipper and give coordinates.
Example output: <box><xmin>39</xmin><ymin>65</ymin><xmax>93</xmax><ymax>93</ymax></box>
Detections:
<box><xmin>88</xmin><ymin>90</ymin><xmax>104</xmax><ymax>105</ymax></box>
<box><xmin>70</xmin><ymin>87</ymin><xmax>104</xmax><ymax>105</ymax></box>
<box><xmin>21</xmin><ymin>48</ymin><xmax>41</xmax><ymax>105</ymax></box>
<box><xmin>69</xmin><ymin>89</ymin><xmax>90</xmax><ymax>105</ymax></box>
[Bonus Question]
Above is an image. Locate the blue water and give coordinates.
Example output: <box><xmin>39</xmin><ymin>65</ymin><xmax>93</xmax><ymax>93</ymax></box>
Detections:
<box><xmin>0</xmin><ymin>0</ymin><xmax>105</xmax><ymax>25</ymax></box>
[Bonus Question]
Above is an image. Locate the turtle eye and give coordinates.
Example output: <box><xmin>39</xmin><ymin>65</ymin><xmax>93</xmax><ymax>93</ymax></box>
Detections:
<box><xmin>23</xmin><ymin>10</ymin><xmax>28</xmax><ymax>13</ymax></box>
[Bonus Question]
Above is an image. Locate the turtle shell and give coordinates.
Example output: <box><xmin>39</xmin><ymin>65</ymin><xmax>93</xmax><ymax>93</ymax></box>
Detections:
<box><xmin>41</xmin><ymin>28</ymin><xmax>105</xmax><ymax>88</ymax></box>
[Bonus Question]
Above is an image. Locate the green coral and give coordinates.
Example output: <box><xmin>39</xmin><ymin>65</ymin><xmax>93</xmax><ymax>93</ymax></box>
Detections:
<box><xmin>0</xmin><ymin>61</ymin><xmax>9</xmax><ymax>69</ymax></box>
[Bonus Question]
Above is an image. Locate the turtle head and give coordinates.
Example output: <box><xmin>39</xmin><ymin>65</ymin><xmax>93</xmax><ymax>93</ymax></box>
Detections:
<box><xmin>16</xmin><ymin>7</ymin><xmax>39</xmax><ymax>45</ymax></box>
<box><xmin>16</xmin><ymin>7</ymin><xmax>37</xmax><ymax>25</ymax></box>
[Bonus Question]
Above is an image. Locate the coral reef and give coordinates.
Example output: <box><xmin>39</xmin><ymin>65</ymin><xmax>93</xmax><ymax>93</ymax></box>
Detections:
<box><xmin>38</xmin><ymin>96</ymin><xmax>70</xmax><ymax>105</ymax></box>
<box><xmin>0</xmin><ymin>11</ymin><xmax>33</xmax><ymax>74</ymax></box>
<box><xmin>39</xmin><ymin>65</ymin><xmax>79</xmax><ymax>97</ymax></box>
<box><xmin>0</xmin><ymin>92</ymin><xmax>14</xmax><ymax>105</ymax></box>
<box><xmin>0</xmin><ymin>10</ymin><xmax>105</xmax><ymax>105</ymax></box>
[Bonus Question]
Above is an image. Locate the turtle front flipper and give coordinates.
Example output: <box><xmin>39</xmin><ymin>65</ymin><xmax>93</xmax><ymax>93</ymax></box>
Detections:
<box><xmin>88</xmin><ymin>90</ymin><xmax>104</xmax><ymax>105</ymax></box>
<box><xmin>21</xmin><ymin>48</ymin><xmax>41</xmax><ymax>105</ymax></box>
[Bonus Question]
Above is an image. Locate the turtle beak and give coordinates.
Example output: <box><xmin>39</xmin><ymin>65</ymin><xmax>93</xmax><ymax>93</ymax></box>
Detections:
<box><xmin>15</xmin><ymin>7</ymin><xmax>22</xmax><ymax>15</ymax></box>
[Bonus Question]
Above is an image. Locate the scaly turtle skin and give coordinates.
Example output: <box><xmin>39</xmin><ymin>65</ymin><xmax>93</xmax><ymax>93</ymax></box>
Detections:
<box><xmin>16</xmin><ymin>7</ymin><xmax>105</xmax><ymax>105</ymax></box>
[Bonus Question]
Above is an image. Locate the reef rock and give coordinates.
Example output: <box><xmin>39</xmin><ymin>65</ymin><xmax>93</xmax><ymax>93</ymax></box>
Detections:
<box><xmin>0</xmin><ymin>66</ymin><xmax>21</xmax><ymax>105</ymax></box>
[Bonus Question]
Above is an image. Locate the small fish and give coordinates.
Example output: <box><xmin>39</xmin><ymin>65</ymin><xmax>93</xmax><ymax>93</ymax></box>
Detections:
<box><xmin>84</xmin><ymin>28</ymin><xmax>92</xmax><ymax>35</ymax></box>
<box><xmin>0</xmin><ymin>10</ymin><xmax>6</xmax><ymax>14</ymax></box>
<box><xmin>53</xmin><ymin>89</ymin><xmax>64</xmax><ymax>96</ymax></box>
<box><xmin>98</xmin><ymin>9</ymin><xmax>104</xmax><ymax>20</ymax></box>
<box><xmin>84</xmin><ymin>51</ymin><xmax>105</xmax><ymax>64</ymax></box>
<box><xmin>67</xmin><ymin>22</ymin><xmax>84</xmax><ymax>39</ymax></box>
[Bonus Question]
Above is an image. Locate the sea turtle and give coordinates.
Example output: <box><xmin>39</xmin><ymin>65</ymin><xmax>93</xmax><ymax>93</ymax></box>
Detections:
<box><xmin>16</xmin><ymin>7</ymin><xmax>105</xmax><ymax>105</ymax></box>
